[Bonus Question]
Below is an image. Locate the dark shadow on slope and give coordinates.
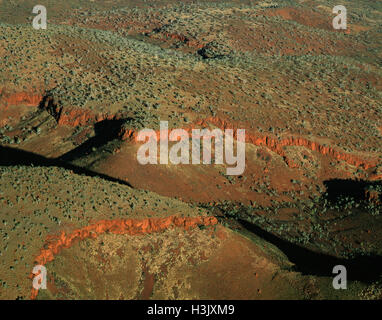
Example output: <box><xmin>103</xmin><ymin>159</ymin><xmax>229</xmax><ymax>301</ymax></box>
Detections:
<box><xmin>324</xmin><ymin>179</ymin><xmax>373</xmax><ymax>202</ymax></box>
<box><xmin>38</xmin><ymin>94</ymin><xmax>60</xmax><ymax>121</ymax></box>
<box><xmin>213</xmin><ymin>177</ymin><xmax>382</xmax><ymax>283</ymax></box>
<box><xmin>0</xmin><ymin>146</ymin><xmax>133</xmax><ymax>188</ymax></box>
<box><xmin>239</xmin><ymin>219</ymin><xmax>382</xmax><ymax>282</ymax></box>
<box><xmin>58</xmin><ymin>119</ymin><xmax>125</xmax><ymax>162</ymax></box>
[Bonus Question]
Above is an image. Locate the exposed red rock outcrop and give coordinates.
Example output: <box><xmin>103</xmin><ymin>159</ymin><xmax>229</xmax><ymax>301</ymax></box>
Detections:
<box><xmin>0</xmin><ymin>90</ymin><xmax>43</xmax><ymax>108</ymax></box>
<box><xmin>118</xmin><ymin>116</ymin><xmax>378</xmax><ymax>170</ymax></box>
<box><xmin>36</xmin><ymin>96</ymin><xmax>379</xmax><ymax>171</ymax></box>
<box><xmin>40</xmin><ymin>96</ymin><xmax>126</xmax><ymax>126</ymax></box>
<box><xmin>30</xmin><ymin>215</ymin><xmax>218</xmax><ymax>299</ymax></box>
<box><xmin>199</xmin><ymin>117</ymin><xmax>378</xmax><ymax>170</ymax></box>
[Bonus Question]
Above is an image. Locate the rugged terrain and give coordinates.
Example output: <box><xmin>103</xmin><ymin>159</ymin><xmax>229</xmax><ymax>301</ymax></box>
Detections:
<box><xmin>0</xmin><ymin>0</ymin><xmax>381</xmax><ymax>299</ymax></box>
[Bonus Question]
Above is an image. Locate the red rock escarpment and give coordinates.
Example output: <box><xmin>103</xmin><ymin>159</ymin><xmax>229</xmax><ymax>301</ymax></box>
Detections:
<box><xmin>56</xmin><ymin>107</ymin><xmax>125</xmax><ymax>126</ymax></box>
<box><xmin>119</xmin><ymin>116</ymin><xmax>378</xmax><ymax>170</ymax></box>
<box><xmin>0</xmin><ymin>90</ymin><xmax>43</xmax><ymax>108</ymax></box>
<box><xmin>30</xmin><ymin>215</ymin><xmax>218</xmax><ymax>299</ymax></box>
<box><xmin>35</xmin><ymin>97</ymin><xmax>380</xmax><ymax>171</ymax></box>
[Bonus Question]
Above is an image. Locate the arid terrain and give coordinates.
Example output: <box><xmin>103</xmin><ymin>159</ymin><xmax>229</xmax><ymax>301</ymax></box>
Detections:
<box><xmin>0</xmin><ymin>0</ymin><xmax>381</xmax><ymax>300</ymax></box>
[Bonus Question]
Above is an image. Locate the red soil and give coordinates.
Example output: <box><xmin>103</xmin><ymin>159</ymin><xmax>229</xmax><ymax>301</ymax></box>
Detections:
<box><xmin>0</xmin><ymin>90</ymin><xmax>43</xmax><ymax>108</ymax></box>
<box><xmin>263</xmin><ymin>7</ymin><xmax>333</xmax><ymax>31</ymax></box>
<box><xmin>30</xmin><ymin>215</ymin><xmax>218</xmax><ymax>299</ymax></box>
